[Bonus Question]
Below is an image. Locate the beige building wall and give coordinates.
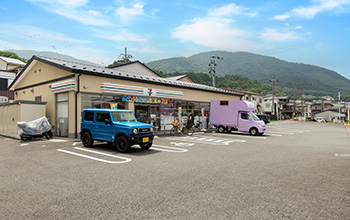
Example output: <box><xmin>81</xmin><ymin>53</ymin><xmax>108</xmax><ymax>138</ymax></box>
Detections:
<box><xmin>0</xmin><ymin>59</ymin><xmax>7</xmax><ymax>70</ymax></box>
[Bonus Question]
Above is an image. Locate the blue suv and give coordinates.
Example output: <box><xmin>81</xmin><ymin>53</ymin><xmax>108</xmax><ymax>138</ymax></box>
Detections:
<box><xmin>80</xmin><ymin>109</ymin><xmax>154</xmax><ymax>153</ymax></box>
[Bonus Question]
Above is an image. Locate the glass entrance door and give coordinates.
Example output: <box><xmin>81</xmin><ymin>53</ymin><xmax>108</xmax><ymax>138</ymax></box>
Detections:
<box><xmin>56</xmin><ymin>93</ymin><xmax>68</xmax><ymax>137</ymax></box>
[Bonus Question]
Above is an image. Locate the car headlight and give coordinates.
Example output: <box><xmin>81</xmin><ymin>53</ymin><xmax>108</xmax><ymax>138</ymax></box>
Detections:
<box><xmin>150</xmin><ymin>127</ymin><xmax>154</xmax><ymax>132</ymax></box>
<box><xmin>256</xmin><ymin>124</ymin><xmax>262</xmax><ymax>127</ymax></box>
<box><xmin>132</xmin><ymin>128</ymin><xmax>138</xmax><ymax>134</ymax></box>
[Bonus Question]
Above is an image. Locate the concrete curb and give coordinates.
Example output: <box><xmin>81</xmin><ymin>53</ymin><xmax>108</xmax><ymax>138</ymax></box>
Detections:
<box><xmin>0</xmin><ymin>133</ymin><xmax>20</xmax><ymax>140</ymax></box>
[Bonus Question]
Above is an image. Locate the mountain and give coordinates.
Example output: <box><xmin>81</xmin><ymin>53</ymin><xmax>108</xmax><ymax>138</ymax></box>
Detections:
<box><xmin>9</xmin><ymin>49</ymin><xmax>101</xmax><ymax>66</ymax></box>
<box><xmin>147</xmin><ymin>51</ymin><xmax>350</xmax><ymax>97</ymax></box>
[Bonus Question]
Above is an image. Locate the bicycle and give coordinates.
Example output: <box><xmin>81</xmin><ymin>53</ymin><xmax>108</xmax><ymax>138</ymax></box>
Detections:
<box><xmin>170</xmin><ymin>120</ymin><xmax>195</xmax><ymax>136</ymax></box>
<box><xmin>194</xmin><ymin>121</ymin><xmax>202</xmax><ymax>132</ymax></box>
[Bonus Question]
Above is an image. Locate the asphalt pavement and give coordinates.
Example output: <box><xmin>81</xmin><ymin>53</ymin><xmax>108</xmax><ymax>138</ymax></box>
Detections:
<box><xmin>1</xmin><ymin>121</ymin><xmax>349</xmax><ymax>219</ymax></box>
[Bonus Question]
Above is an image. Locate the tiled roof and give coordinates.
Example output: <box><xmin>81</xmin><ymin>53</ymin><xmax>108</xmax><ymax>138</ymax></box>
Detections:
<box><xmin>32</xmin><ymin>56</ymin><xmax>243</xmax><ymax>96</ymax></box>
<box><xmin>0</xmin><ymin>56</ymin><xmax>26</xmax><ymax>66</ymax></box>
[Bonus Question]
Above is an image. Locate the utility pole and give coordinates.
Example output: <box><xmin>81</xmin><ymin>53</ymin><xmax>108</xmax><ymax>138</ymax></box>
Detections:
<box><xmin>119</xmin><ymin>47</ymin><xmax>133</xmax><ymax>64</ymax></box>
<box><xmin>269</xmin><ymin>75</ymin><xmax>278</xmax><ymax>118</ymax></box>
<box><xmin>338</xmin><ymin>92</ymin><xmax>341</xmax><ymax>121</ymax></box>
<box><xmin>293</xmin><ymin>80</ymin><xmax>296</xmax><ymax>118</ymax></box>
<box><xmin>209</xmin><ymin>56</ymin><xmax>223</xmax><ymax>87</ymax></box>
<box><xmin>301</xmin><ymin>88</ymin><xmax>304</xmax><ymax>116</ymax></box>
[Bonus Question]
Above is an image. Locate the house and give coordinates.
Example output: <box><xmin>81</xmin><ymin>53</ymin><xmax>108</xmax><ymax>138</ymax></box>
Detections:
<box><xmin>262</xmin><ymin>95</ymin><xmax>281</xmax><ymax>119</ymax></box>
<box><xmin>219</xmin><ymin>88</ymin><xmax>262</xmax><ymax>112</ymax></box>
<box><xmin>167</xmin><ymin>75</ymin><xmax>195</xmax><ymax>83</ymax></box>
<box><xmin>311</xmin><ymin>100</ymin><xmax>333</xmax><ymax>116</ymax></box>
<box><xmin>0</xmin><ymin>56</ymin><xmax>26</xmax><ymax>101</ymax></box>
<box><xmin>315</xmin><ymin>110</ymin><xmax>345</xmax><ymax>122</ymax></box>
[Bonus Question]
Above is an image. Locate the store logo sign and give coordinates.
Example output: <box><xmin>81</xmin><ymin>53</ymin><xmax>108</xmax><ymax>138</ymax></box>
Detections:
<box><xmin>147</xmin><ymin>88</ymin><xmax>153</xmax><ymax>96</ymax></box>
<box><xmin>101</xmin><ymin>82</ymin><xmax>183</xmax><ymax>99</ymax></box>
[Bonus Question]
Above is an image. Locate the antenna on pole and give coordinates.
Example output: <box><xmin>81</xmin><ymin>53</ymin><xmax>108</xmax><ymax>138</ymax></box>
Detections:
<box><xmin>208</xmin><ymin>55</ymin><xmax>223</xmax><ymax>87</ymax></box>
<box><xmin>269</xmin><ymin>75</ymin><xmax>278</xmax><ymax>117</ymax></box>
<box><xmin>119</xmin><ymin>47</ymin><xmax>133</xmax><ymax>64</ymax></box>
<box><xmin>52</xmin><ymin>45</ymin><xmax>61</xmax><ymax>59</ymax></box>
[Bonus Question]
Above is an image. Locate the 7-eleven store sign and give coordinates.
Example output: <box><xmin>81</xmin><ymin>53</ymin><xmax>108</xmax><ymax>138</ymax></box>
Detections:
<box><xmin>101</xmin><ymin>82</ymin><xmax>183</xmax><ymax>99</ymax></box>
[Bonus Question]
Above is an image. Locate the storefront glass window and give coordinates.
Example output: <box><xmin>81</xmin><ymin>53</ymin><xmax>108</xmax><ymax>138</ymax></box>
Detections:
<box><xmin>81</xmin><ymin>93</ymin><xmax>125</xmax><ymax>112</ymax></box>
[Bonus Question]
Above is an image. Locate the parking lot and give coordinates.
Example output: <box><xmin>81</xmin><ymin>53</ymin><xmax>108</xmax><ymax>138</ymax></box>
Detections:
<box><xmin>1</xmin><ymin>121</ymin><xmax>349</xmax><ymax>219</ymax></box>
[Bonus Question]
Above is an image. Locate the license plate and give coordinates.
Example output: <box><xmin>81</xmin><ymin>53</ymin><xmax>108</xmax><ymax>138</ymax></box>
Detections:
<box><xmin>142</xmin><ymin>137</ymin><xmax>149</xmax><ymax>142</ymax></box>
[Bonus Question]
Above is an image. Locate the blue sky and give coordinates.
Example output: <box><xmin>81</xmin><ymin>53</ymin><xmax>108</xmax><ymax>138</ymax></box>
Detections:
<box><xmin>1</xmin><ymin>0</ymin><xmax>350</xmax><ymax>78</ymax></box>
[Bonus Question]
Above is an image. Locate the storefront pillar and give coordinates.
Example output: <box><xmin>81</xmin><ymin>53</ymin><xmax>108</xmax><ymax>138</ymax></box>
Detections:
<box><xmin>125</xmin><ymin>101</ymin><xmax>135</xmax><ymax>112</ymax></box>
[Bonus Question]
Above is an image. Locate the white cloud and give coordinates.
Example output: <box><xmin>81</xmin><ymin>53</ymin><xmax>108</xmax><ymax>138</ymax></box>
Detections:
<box><xmin>26</xmin><ymin>0</ymin><xmax>111</xmax><ymax>26</ymax></box>
<box><xmin>273</xmin><ymin>14</ymin><xmax>290</xmax><ymax>20</ymax></box>
<box><xmin>0</xmin><ymin>24</ymin><xmax>90</xmax><ymax>54</ymax></box>
<box><xmin>208</xmin><ymin>3</ymin><xmax>256</xmax><ymax>18</ymax></box>
<box><xmin>98</xmin><ymin>29</ymin><xmax>146</xmax><ymax>43</ymax></box>
<box><xmin>0</xmin><ymin>40</ymin><xmax>24</xmax><ymax>51</ymax></box>
<box><xmin>172</xmin><ymin>17</ymin><xmax>257</xmax><ymax>51</ymax></box>
<box><xmin>26</xmin><ymin>0</ymin><xmax>87</xmax><ymax>7</ymax></box>
<box><xmin>116</xmin><ymin>3</ymin><xmax>144</xmax><ymax>23</ymax></box>
<box><xmin>172</xmin><ymin>3</ymin><xmax>258</xmax><ymax>51</ymax></box>
<box><xmin>55</xmin><ymin>8</ymin><xmax>111</xmax><ymax>26</ymax></box>
<box><xmin>260</xmin><ymin>28</ymin><xmax>300</xmax><ymax>42</ymax></box>
<box><xmin>274</xmin><ymin>0</ymin><xmax>350</xmax><ymax>20</ymax></box>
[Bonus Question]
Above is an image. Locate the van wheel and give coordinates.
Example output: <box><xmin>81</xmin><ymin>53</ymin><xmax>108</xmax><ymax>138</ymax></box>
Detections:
<box><xmin>115</xmin><ymin>136</ymin><xmax>130</xmax><ymax>153</ymax></box>
<box><xmin>249</xmin><ymin>128</ymin><xmax>258</xmax><ymax>136</ymax></box>
<box><xmin>82</xmin><ymin>131</ymin><xmax>94</xmax><ymax>147</ymax></box>
<box><xmin>217</xmin><ymin>126</ymin><xmax>225</xmax><ymax>133</ymax></box>
<box><xmin>140</xmin><ymin>143</ymin><xmax>152</xmax><ymax>150</ymax></box>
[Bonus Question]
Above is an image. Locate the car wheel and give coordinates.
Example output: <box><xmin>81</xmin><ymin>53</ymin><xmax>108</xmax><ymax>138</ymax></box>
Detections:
<box><xmin>82</xmin><ymin>131</ymin><xmax>94</xmax><ymax>147</ymax></box>
<box><xmin>140</xmin><ymin>142</ymin><xmax>152</xmax><ymax>150</ymax></box>
<box><xmin>217</xmin><ymin>126</ymin><xmax>225</xmax><ymax>133</ymax></box>
<box><xmin>249</xmin><ymin>128</ymin><xmax>258</xmax><ymax>136</ymax></box>
<box><xmin>115</xmin><ymin>136</ymin><xmax>130</xmax><ymax>153</ymax></box>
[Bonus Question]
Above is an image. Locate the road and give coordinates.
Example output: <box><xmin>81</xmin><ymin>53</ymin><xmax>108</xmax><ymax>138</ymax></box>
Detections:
<box><xmin>1</xmin><ymin>121</ymin><xmax>349</xmax><ymax>219</ymax></box>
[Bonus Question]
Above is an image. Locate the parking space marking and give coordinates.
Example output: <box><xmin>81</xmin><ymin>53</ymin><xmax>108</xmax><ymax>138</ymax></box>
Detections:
<box><xmin>152</xmin><ymin>144</ymin><xmax>188</xmax><ymax>153</ymax></box>
<box><xmin>267</xmin><ymin>128</ymin><xmax>310</xmax><ymax>133</ymax></box>
<box><xmin>167</xmin><ymin>136</ymin><xmax>245</xmax><ymax>145</ymax></box>
<box><xmin>265</xmin><ymin>131</ymin><xmax>294</xmax><ymax>135</ymax></box>
<box><xmin>211</xmin><ymin>133</ymin><xmax>267</xmax><ymax>139</ymax></box>
<box><xmin>20</xmin><ymin>143</ymin><xmax>29</xmax><ymax>146</ymax></box>
<box><xmin>57</xmin><ymin>147</ymin><xmax>132</xmax><ymax>164</ymax></box>
<box><xmin>335</xmin><ymin>153</ymin><xmax>350</xmax><ymax>157</ymax></box>
<box><xmin>49</xmin><ymin>139</ymin><xmax>68</xmax><ymax>143</ymax></box>
<box><xmin>263</xmin><ymin>133</ymin><xmax>282</xmax><ymax>137</ymax></box>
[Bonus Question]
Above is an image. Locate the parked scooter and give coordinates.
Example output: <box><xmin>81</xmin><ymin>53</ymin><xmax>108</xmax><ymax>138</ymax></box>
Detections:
<box><xmin>17</xmin><ymin>116</ymin><xmax>53</xmax><ymax>141</ymax></box>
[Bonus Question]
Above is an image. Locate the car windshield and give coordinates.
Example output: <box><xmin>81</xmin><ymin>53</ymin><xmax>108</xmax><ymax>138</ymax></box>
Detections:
<box><xmin>112</xmin><ymin>111</ymin><xmax>136</xmax><ymax>122</ymax></box>
<box><xmin>249</xmin><ymin>112</ymin><xmax>261</xmax><ymax>121</ymax></box>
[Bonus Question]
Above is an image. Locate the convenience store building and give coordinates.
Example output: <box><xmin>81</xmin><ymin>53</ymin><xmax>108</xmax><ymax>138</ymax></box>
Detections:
<box><xmin>9</xmin><ymin>56</ymin><xmax>242</xmax><ymax>138</ymax></box>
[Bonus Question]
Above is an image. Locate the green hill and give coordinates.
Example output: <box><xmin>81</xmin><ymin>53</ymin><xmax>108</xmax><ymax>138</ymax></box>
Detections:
<box><xmin>147</xmin><ymin>51</ymin><xmax>350</xmax><ymax>97</ymax></box>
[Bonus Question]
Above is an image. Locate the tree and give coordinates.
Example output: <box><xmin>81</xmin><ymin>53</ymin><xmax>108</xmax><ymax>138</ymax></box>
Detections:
<box><xmin>0</xmin><ymin>51</ymin><xmax>27</xmax><ymax>63</ymax></box>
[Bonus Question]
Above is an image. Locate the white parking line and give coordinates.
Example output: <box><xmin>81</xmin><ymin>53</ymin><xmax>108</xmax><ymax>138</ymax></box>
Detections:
<box><xmin>167</xmin><ymin>136</ymin><xmax>245</xmax><ymax>145</ymax></box>
<box><xmin>211</xmin><ymin>133</ymin><xmax>267</xmax><ymax>139</ymax></box>
<box><xmin>335</xmin><ymin>153</ymin><xmax>350</xmax><ymax>157</ymax></box>
<box><xmin>152</xmin><ymin>144</ymin><xmax>188</xmax><ymax>153</ymax></box>
<box><xmin>49</xmin><ymin>139</ymin><xmax>68</xmax><ymax>143</ymax></box>
<box><xmin>264</xmin><ymin>133</ymin><xmax>282</xmax><ymax>137</ymax></box>
<box><xmin>267</xmin><ymin>128</ymin><xmax>310</xmax><ymax>133</ymax></box>
<box><xmin>266</xmin><ymin>131</ymin><xmax>294</xmax><ymax>135</ymax></box>
<box><xmin>57</xmin><ymin>147</ymin><xmax>132</xmax><ymax>164</ymax></box>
